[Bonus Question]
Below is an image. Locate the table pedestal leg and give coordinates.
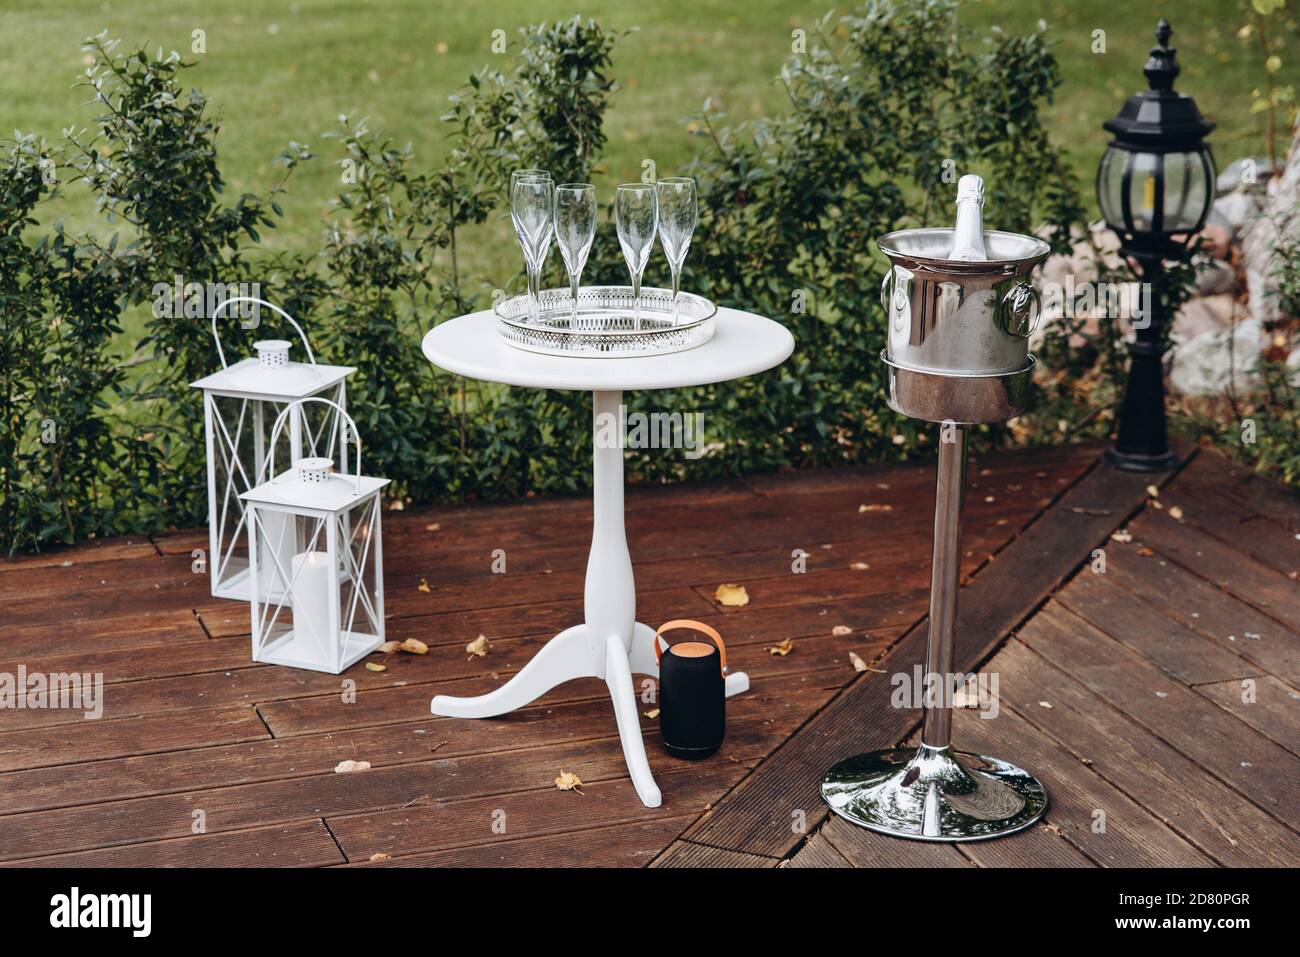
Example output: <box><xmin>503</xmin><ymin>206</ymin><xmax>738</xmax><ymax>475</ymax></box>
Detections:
<box><xmin>431</xmin><ymin>390</ymin><xmax>669</xmax><ymax>808</ymax></box>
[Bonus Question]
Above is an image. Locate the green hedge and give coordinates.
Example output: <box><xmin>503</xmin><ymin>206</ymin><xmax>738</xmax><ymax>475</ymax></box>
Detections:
<box><xmin>2</xmin><ymin>4</ymin><xmax>1126</xmax><ymax>554</ymax></box>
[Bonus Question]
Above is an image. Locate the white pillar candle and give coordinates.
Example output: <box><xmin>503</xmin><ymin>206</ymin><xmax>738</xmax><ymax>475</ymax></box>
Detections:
<box><xmin>291</xmin><ymin>550</ymin><xmax>333</xmax><ymax>655</ymax></box>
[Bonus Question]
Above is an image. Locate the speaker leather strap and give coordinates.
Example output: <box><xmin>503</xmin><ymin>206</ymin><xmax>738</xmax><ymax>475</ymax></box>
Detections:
<box><xmin>654</xmin><ymin>619</ymin><xmax>727</xmax><ymax>674</ymax></box>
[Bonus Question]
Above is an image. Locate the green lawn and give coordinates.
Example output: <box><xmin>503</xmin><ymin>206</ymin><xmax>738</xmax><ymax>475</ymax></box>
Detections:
<box><xmin>1</xmin><ymin>0</ymin><xmax>1293</xmax><ymax>270</ymax></box>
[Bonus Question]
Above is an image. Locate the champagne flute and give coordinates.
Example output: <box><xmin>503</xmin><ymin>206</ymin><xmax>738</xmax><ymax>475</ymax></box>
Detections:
<box><xmin>553</xmin><ymin>183</ymin><xmax>597</xmax><ymax>329</ymax></box>
<box><xmin>615</xmin><ymin>183</ymin><xmax>657</xmax><ymax>330</ymax></box>
<box><xmin>510</xmin><ymin>171</ymin><xmax>553</xmax><ymax>320</ymax></box>
<box><xmin>655</xmin><ymin>177</ymin><xmax>697</xmax><ymax>324</ymax></box>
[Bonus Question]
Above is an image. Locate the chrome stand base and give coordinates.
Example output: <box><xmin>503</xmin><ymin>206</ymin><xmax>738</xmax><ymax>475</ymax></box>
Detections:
<box><xmin>821</xmin><ymin>744</ymin><xmax>1048</xmax><ymax>842</ymax></box>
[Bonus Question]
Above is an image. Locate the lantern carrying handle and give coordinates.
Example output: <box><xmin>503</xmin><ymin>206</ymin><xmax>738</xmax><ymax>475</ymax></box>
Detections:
<box><xmin>210</xmin><ymin>297</ymin><xmax>321</xmax><ymax>376</ymax></box>
<box><xmin>267</xmin><ymin>397</ymin><xmax>363</xmax><ymax>496</ymax></box>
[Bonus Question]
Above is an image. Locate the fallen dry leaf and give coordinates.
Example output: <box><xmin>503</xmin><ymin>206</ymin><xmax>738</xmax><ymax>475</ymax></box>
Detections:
<box><xmin>1111</xmin><ymin>529</ymin><xmax>1133</xmax><ymax>544</ymax></box>
<box><xmin>424</xmin><ymin>522</ymin><xmax>441</xmax><ymax>532</ymax></box>
<box><xmin>417</xmin><ymin>578</ymin><xmax>431</xmax><ymax>593</ymax></box>
<box><xmin>769</xmin><ymin>638</ymin><xmax>794</xmax><ymax>656</ymax></box>
<box><xmin>554</xmin><ymin>770</ymin><xmax>584</xmax><ymax>794</ymax></box>
<box><xmin>832</xmin><ymin>625</ymin><xmax>852</xmax><ymax>637</ymax></box>
<box><xmin>376</xmin><ymin>640</ymin><xmax>402</xmax><ymax>654</ymax></box>
<box><xmin>644</xmin><ymin>708</ymin><xmax>660</xmax><ymax>719</ymax></box>
<box><xmin>858</xmin><ymin>503</ymin><xmax>893</xmax><ymax>513</ymax></box>
<box><xmin>849</xmin><ymin>562</ymin><xmax>870</xmax><ymax>571</ymax></box>
<box><xmin>335</xmin><ymin>760</ymin><xmax>371</xmax><ymax>773</ymax></box>
<box><xmin>1037</xmin><ymin>701</ymin><xmax>1053</xmax><ymax>710</ymax></box>
<box><xmin>400</xmin><ymin>638</ymin><xmax>429</xmax><ymax>655</ymax></box>
<box><xmin>365</xmin><ymin>662</ymin><xmax>387</xmax><ymax>673</ymax></box>
<box><xmin>848</xmin><ymin>651</ymin><xmax>869</xmax><ymax>673</ymax></box>
<box><xmin>369</xmin><ymin>853</ymin><xmax>391</xmax><ymax>862</ymax></box>
<box><xmin>1137</xmin><ymin>546</ymin><xmax>1156</xmax><ymax>557</ymax></box>
<box><xmin>1169</xmin><ymin>505</ymin><xmax>1184</xmax><ymax>520</ymax></box>
<box><xmin>465</xmin><ymin>634</ymin><xmax>489</xmax><ymax>659</ymax></box>
<box><xmin>1146</xmin><ymin>484</ymin><xmax>1160</xmax><ymax>498</ymax></box>
<box><xmin>714</xmin><ymin>583</ymin><xmax>750</xmax><ymax>607</ymax></box>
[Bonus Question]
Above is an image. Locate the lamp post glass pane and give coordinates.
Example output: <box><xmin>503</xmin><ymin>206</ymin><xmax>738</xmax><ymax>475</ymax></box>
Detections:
<box><xmin>1162</xmin><ymin>149</ymin><xmax>1211</xmax><ymax>232</ymax></box>
<box><xmin>1129</xmin><ymin>151</ymin><xmax>1160</xmax><ymax>234</ymax></box>
<box><xmin>1097</xmin><ymin>146</ymin><xmax>1128</xmax><ymax>232</ymax></box>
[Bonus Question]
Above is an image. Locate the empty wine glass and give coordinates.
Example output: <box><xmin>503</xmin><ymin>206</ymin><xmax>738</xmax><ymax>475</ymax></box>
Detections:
<box><xmin>511</xmin><ymin>170</ymin><xmax>553</xmax><ymax>319</ymax></box>
<box><xmin>615</xmin><ymin>183</ymin><xmax>658</xmax><ymax>329</ymax></box>
<box><xmin>553</xmin><ymin>183</ymin><xmax>597</xmax><ymax>329</ymax></box>
<box><xmin>655</xmin><ymin>177</ymin><xmax>697</xmax><ymax>324</ymax></box>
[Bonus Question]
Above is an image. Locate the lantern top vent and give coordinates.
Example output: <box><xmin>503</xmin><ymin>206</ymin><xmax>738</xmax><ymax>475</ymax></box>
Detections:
<box><xmin>1101</xmin><ymin>19</ymin><xmax>1214</xmax><ymax>151</ymax></box>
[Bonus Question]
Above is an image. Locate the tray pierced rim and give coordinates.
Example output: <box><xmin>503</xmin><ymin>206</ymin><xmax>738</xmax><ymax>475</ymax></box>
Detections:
<box><xmin>493</xmin><ymin>285</ymin><xmax>717</xmax><ymax>337</ymax></box>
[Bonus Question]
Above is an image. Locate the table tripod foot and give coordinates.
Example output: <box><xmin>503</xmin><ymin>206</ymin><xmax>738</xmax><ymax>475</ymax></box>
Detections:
<box><xmin>431</xmin><ymin>624</ymin><xmax>595</xmax><ymax>719</ymax></box>
<box><xmin>605</xmin><ymin>632</ymin><xmax>662</xmax><ymax>808</ymax></box>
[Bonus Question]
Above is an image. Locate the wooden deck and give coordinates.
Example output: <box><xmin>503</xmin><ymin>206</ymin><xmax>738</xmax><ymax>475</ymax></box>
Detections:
<box><xmin>0</xmin><ymin>444</ymin><xmax>1294</xmax><ymax>867</ymax></box>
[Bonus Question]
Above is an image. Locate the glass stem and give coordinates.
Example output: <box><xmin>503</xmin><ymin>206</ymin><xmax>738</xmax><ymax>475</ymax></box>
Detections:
<box><xmin>527</xmin><ymin>265</ymin><xmax>540</xmax><ymax>322</ymax></box>
<box><xmin>631</xmin><ymin>272</ymin><xmax>642</xmax><ymax>331</ymax></box>
<box><xmin>670</xmin><ymin>265</ymin><xmax>682</xmax><ymax>327</ymax></box>
<box><xmin>569</xmin><ymin>270</ymin><xmax>580</xmax><ymax>329</ymax></box>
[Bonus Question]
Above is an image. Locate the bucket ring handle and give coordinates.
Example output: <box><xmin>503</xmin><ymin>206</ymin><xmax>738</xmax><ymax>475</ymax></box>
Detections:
<box><xmin>998</xmin><ymin>281</ymin><xmax>1042</xmax><ymax>338</ymax></box>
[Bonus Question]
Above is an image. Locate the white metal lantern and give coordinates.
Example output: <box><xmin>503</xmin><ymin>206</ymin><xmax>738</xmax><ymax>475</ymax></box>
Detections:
<box><xmin>241</xmin><ymin>398</ymin><xmax>389</xmax><ymax>674</ymax></box>
<box><xmin>189</xmin><ymin>298</ymin><xmax>356</xmax><ymax>603</ymax></box>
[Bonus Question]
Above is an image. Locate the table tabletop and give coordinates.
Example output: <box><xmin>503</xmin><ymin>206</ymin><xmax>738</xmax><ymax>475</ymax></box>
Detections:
<box><xmin>421</xmin><ymin>308</ymin><xmax>794</xmax><ymax>391</ymax></box>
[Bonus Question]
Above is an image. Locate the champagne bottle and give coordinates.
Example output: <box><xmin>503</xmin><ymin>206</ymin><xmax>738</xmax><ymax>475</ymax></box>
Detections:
<box><xmin>947</xmin><ymin>174</ymin><xmax>987</xmax><ymax>262</ymax></box>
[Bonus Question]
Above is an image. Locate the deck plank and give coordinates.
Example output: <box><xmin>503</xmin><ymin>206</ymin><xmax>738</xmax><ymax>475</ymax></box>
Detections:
<box><xmin>1129</xmin><ymin>511</ymin><xmax>1300</xmax><ymax>634</ymax></box>
<box><xmin>1055</xmin><ymin>569</ymin><xmax>1264</xmax><ymax>686</ymax></box>
<box><xmin>1103</xmin><ymin>543</ymin><xmax>1299</xmax><ymax>682</ymax></box>
<box><xmin>821</xmin><ymin>816</ymin><xmax>971</xmax><ymax>867</ymax></box>
<box><xmin>346</xmin><ymin>816</ymin><xmax>698</xmax><ymax>867</ymax></box>
<box><xmin>5</xmin><ymin>820</ymin><xmax>345</xmax><ymax>868</ymax></box>
<box><xmin>1022</xmin><ymin>603</ymin><xmax>1300</xmax><ymax>824</ymax></box>
<box><xmin>1193</xmin><ymin>676</ymin><xmax>1300</xmax><ymax>758</ymax></box>
<box><xmin>781</xmin><ymin>832</ymin><xmax>854</xmax><ymax>868</ymax></box>
<box><xmin>329</xmin><ymin>761</ymin><xmax>752</xmax><ymax>863</ymax></box>
<box><xmin>951</xmin><ymin>705</ymin><xmax>1216</xmax><ymax>867</ymax></box>
<box><xmin>994</xmin><ymin>631</ymin><xmax>1299</xmax><ymax>866</ymax></box>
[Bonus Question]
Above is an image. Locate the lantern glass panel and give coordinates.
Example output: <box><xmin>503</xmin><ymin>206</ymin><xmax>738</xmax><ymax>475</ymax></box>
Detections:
<box><xmin>1161</xmin><ymin>149</ymin><xmax>1211</xmax><ymax>233</ymax></box>
<box><xmin>1097</xmin><ymin>145</ymin><xmax>1128</xmax><ymax>230</ymax></box>
<box><xmin>337</xmin><ymin>496</ymin><xmax>384</xmax><ymax>643</ymax></box>
<box><xmin>251</xmin><ymin>510</ymin><xmax>331</xmax><ymax>665</ymax></box>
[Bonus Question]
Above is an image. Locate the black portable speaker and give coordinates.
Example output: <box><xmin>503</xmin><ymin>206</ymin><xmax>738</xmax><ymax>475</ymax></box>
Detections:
<box><xmin>654</xmin><ymin>619</ymin><xmax>728</xmax><ymax>760</ymax></box>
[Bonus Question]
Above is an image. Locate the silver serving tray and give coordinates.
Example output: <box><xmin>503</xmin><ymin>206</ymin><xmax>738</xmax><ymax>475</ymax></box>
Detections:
<box><xmin>493</xmin><ymin>285</ymin><xmax>716</xmax><ymax>358</ymax></box>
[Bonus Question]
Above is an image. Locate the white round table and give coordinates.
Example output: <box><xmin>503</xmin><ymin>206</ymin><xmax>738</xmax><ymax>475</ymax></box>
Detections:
<box><xmin>422</xmin><ymin>308</ymin><xmax>794</xmax><ymax>808</ymax></box>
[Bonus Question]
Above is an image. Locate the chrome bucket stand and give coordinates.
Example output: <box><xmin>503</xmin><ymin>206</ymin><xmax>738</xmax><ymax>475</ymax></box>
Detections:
<box><xmin>821</xmin><ymin>425</ymin><xmax>1047</xmax><ymax>841</ymax></box>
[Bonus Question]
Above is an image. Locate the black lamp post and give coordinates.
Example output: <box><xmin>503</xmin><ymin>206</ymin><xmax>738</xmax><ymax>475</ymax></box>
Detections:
<box><xmin>1096</xmin><ymin>19</ymin><xmax>1215</xmax><ymax>472</ymax></box>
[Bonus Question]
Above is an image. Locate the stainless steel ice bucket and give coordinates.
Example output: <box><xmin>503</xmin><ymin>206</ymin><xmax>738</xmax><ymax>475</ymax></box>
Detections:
<box><xmin>877</xmin><ymin>228</ymin><xmax>1051</xmax><ymax>424</ymax></box>
<box><xmin>879</xmin><ymin>228</ymin><xmax>1051</xmax><ymax>374</ymax></box>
